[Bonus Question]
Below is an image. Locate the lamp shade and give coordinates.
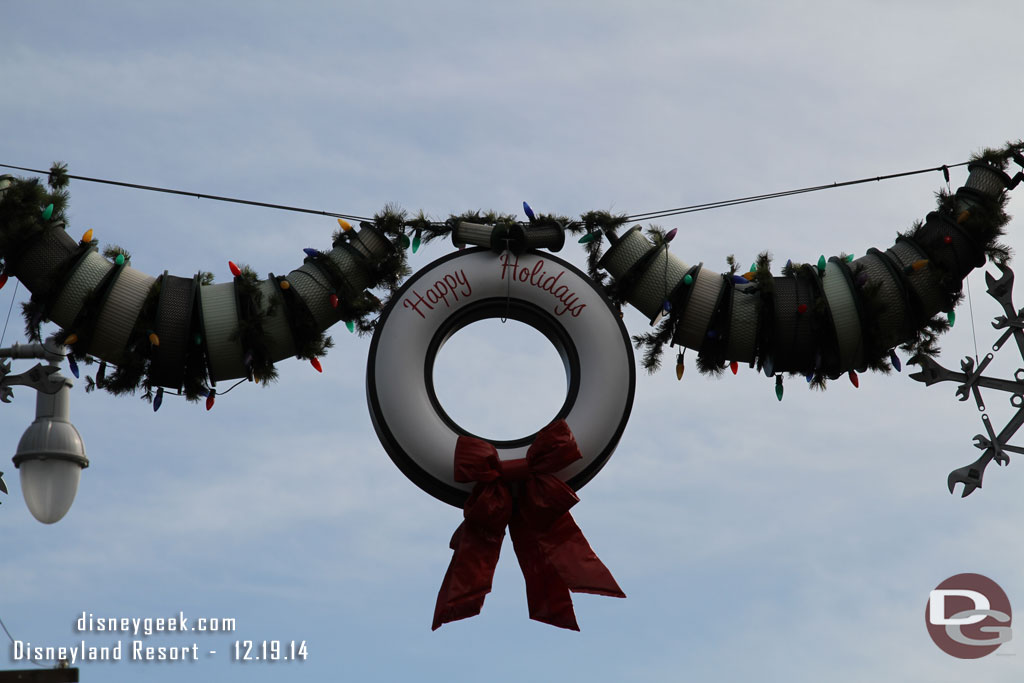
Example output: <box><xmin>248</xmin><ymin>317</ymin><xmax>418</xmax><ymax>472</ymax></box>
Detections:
<box><xmin>13</xmin><ymin>387</ymin><xmax>89</xmax><ymax>524</ymax></box>
<box><xmin>18</xmin><ymin>458</ymin><xmax>83</xmax><ymax>524</ymax></box>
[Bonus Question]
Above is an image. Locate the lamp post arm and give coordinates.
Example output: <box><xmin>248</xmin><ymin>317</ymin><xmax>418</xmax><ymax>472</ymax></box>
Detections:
<box><xmin>1</xmin><ymin>363</ymin><xmax>67</xmax><ymax>397</ymax></box>
<box><xmin>0</xmin><ymin>338</ymin><xmax>65</xmax><ymax>364</ymax></box>
<box><xmin>0</xmin><ymin>337</ymin><xmax>72</xmax><ymax>402</ymax></box>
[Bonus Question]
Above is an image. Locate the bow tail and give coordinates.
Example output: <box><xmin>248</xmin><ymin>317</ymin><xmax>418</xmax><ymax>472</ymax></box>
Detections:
<box><xmin>508</xmin><ymin>514</ymin><xmax>580</xmax><ymax>631</ymax></box>
<box><xmin>534</xmin><ymin>513</ymin><xmax>626</xmax><ymax>598</ymax></box>
<box><xmin>432</xmin><ymin>522</ymin><xmax>505</xmax><ymax>630</ymax></box>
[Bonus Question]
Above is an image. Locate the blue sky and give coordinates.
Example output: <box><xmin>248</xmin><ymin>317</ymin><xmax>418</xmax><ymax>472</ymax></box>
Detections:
<box><xmin>3</xmin><ymin>2</ymin><xmax>1024</xmax><ymax>681</ymax></box>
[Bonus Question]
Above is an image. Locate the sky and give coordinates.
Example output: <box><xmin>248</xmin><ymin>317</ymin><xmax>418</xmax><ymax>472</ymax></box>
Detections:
<box><xmin>2</xmin><ymin>1</ymin><xmax>1024</xmax><ymax>681</ymax></box>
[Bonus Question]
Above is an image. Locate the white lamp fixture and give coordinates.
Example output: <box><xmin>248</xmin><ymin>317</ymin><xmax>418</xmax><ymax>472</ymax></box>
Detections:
<box><xmin>1</xmin><ymin>338</ymin><xmax>88</xmax><ymax>523</ymax></box>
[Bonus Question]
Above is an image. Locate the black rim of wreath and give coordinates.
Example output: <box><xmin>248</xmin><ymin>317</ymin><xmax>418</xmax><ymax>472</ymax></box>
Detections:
<box><xmin>366</xmin><ymin>247</ymin><xmax>636</xmax><ymax>508</ymax></box>
<box><xmin>423</xmin><ymin>297</ymin><xmax>582</xmax><ymax>449</ymax></box>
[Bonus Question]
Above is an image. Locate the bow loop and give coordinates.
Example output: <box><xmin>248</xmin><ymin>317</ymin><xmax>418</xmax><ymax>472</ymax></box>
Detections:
<box><xmin>453</xmin><ymin>436</ymin><xmax>502</xmax><ymax>484</ymax></box>
<box><xmin>525</xmin><ymin>419</ymin><xmax>582</xmax><ymax>473</ymax></box>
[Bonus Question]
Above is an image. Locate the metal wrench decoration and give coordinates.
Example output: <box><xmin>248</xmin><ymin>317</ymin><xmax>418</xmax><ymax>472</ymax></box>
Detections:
<box><xmin>910</xmin><ymin>262</ymin><xmax>1024</xmax><ymax>496</ymax></box>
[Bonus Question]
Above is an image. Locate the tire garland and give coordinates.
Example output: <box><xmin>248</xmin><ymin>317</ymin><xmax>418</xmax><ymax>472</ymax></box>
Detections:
<box><xmin>0</xmin><ymin>147</ymin><xmax>1019</xmax><ymax>410</ymax></box>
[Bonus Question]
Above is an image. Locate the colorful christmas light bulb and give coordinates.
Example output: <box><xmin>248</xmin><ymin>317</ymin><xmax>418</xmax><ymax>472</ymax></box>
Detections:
<box><xmin>522</xmin><ymin>201</ymin><xmax>535</xmax><ymax>221</ymax></box>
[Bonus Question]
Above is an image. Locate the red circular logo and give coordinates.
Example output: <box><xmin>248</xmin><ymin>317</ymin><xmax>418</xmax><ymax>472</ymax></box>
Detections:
<box><xmin>925</xmin><ymin>573</ymin><xmax>1012</xmax><ymax>658</ymax></box>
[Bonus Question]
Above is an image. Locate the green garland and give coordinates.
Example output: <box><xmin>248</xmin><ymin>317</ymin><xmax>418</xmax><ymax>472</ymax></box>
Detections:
<box><xmin>232</xmin><ymin>264</ymin><xmax>278</xmax><ymax>385</ymax></box>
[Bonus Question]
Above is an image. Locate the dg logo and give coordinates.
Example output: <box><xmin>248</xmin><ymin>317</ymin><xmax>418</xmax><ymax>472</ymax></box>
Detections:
<box><xmin>926</xmin><ymin>573</ymin><xmax>1012</xmax><ymax>658</ymax></box>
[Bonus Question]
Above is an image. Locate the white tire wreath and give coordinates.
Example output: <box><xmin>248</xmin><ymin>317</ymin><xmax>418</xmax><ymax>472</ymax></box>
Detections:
<box><xmin>367</xmin><ymin>248</ymin><xmax>636</xmax><ymax>506</ymax></box>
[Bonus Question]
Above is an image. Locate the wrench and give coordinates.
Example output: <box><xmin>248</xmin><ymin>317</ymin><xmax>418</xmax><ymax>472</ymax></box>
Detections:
<box><xmin>957</xmin><ymin>354</ymin><xmax>994</xmax><ymax>411</ymax></box>
<box><xmin>986</xmin><ymin>262</ymin><xmax>1016</xmax><ymax>315</ymax></box>
<box><xmin>986</xmin><ymin>263</ymin><xmax>1024</xmax><ymax>356</ymax></box>
<box><xmin>949</xmin><ymin>409</ymin><xmax>1024</xmax><ymax>496</ymax></box>
<box><xmin>910</xmin><ymin>356</ymin><xmax>1024</xmax><ymax>396</ymax></box>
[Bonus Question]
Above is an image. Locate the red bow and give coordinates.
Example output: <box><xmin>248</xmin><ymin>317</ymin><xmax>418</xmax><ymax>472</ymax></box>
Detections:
<box><xmin>432</xmin><ymin>420</ymin><xmax>624</xmax><ymax>631</ymax></box>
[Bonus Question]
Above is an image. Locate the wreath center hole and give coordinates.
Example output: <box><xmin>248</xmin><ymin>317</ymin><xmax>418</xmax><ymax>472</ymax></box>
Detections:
<box><xmin>432</xmin><ymin>318</ymin><xmax>568</xmax><ymax>442</ymax></box>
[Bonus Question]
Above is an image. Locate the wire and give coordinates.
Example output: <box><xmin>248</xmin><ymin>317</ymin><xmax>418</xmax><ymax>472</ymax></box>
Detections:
<box><xmin>0</xmin><ymin>613</ymin><xmax>47</xmax><ymax>668</ymax></box>
<box><xmin>0</xmin><ymin>163</ymin><xmax>374</xmax><ymax>223</ymax></box>
<box><xmin>0</xmin><ymin>280</ymin><xmax>18</xmax><ymax>347</ymax></box>
<box><xmin>0</xmin><ymin>613</ymin><xmax>14</xmax><ymax>643</ymax></box>
<box><xmin>217</xmin><ymin>378</ymin><xmax>246</xmax><ymax>395</ymax></box>
<box><xmin>2</xmin><ymin>159</ymin><xmax>973</xmax><ymax>231</ymax></box>
<box><xmin>967</xmin><ymin>274</ymin><xmax>980</xmax><ymax>364</ymax></box>
<box><xmin>623</xmin><ymin>162</ymin><xmax>971</xmax><ymax>222</ymax></box>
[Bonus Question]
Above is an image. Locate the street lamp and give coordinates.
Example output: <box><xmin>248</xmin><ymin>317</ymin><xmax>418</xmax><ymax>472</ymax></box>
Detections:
<box><xmin>0</xmin><ymin>337</ymin><xmax>88</xmax><ymax>523</ymax></box>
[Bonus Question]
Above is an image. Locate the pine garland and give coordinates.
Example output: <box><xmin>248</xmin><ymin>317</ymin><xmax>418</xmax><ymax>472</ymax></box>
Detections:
<box><xmin>232</xmin><ymin>264</ymin><xmax>278</xmax><ymax>386</ymax></box>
